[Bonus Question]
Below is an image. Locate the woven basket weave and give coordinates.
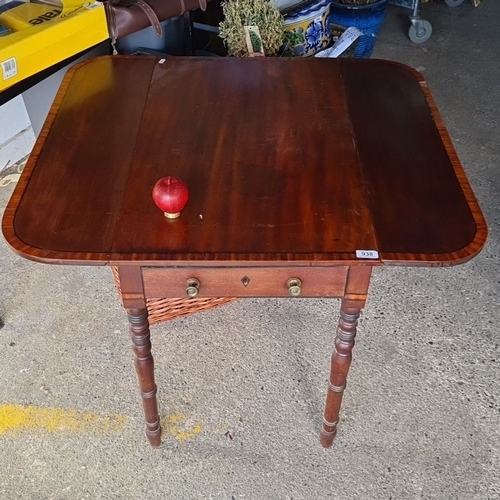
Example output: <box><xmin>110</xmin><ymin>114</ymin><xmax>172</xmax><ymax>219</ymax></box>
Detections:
<box><xmin>111</xmin><ymin>267</ymin><xmax>238</xmax><ymax>325</ymax></box>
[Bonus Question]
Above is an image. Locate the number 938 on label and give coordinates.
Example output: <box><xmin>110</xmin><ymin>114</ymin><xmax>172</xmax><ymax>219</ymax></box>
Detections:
<box><xmin>355</xmin><ymin>250</ymin><xmax>379</xmax><ymax>259</ymax></box>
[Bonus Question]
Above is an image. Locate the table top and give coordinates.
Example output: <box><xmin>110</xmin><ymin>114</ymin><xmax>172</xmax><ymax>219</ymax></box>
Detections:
<box><xmin>2</xmin><ymin>56</ymin><xmax>487</xmax><ymax>267</ymax></box>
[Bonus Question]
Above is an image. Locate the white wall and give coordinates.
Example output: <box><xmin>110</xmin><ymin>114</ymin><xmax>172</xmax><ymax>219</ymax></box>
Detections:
<box><xmin>0</xmin><ymin>95</ymin><xmax>36</xmax><ymax>172</ymax></box>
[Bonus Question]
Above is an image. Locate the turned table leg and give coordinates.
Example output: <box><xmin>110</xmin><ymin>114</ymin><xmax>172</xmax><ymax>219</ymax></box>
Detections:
<box><xmin>320</xmin><ymin>299</ymin><xmax>362</xmax><ymax>448</ymax></box>
<box><xmin>127</xmin><ymin>308</ymin><xmax>162</xmax><ymax>447</ymax></box>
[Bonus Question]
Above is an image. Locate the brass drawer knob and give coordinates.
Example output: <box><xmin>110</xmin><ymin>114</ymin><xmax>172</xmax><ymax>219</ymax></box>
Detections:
<box><xmin>186</xmin><ymin>278</ymin><xmax>200</xmax><ymax>298</ymax></box>
<box><xmin>287</xmin><ymin>278</ymin><xmax>302</xmax><ymax>297</ymax></box>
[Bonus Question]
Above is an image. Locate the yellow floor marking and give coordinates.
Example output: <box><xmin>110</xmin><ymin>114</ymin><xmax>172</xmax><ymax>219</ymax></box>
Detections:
<box><xmin>0</xmin><ymin>405</ymin><xmax>127</xmax><ymax>435</ymax></box>
<box><xmin>162</xmin><ymin>414</ymin><xmax>202</xmax><ymax>441</ymax></box>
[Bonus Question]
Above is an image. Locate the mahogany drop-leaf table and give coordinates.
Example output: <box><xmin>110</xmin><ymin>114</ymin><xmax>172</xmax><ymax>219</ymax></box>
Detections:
<box><xmin>2</xmin><ymin>56</ymin><xmax>487</xmax><ymax>448</ymax></box>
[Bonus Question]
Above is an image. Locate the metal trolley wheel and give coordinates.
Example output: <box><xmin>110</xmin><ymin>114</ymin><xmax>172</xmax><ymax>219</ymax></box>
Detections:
<box><xmin>408</xmin><ymin>18</ymin><xmax>432</xmax><ymax>43</ymax></box>
<box><xmin>405</xmin><ymin>0</ymin><xmax>433</xmax><ymax>44</ymax></box>
<box><xmin>401</xmin><ymin>0</ymin><xmax>463</xmax><ymax>44</ymax></box>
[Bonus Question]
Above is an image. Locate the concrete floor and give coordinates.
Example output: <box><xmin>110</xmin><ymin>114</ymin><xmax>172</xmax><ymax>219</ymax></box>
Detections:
<box><xmin>1</xmin><ymin>2</ymin><xmax>499</xmax><ymax>498</ymax></box>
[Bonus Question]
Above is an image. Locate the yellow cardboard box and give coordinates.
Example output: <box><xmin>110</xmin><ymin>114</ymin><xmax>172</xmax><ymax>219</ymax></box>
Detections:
<box><xmin>0</xmin><ymin>2</ymin><xmax>109</xmax><ymax>91</ymax></box>
<box><xmin>0</xmin><ymin>3</ymin><xmax>63</xmax><ymax>31</ymax></box>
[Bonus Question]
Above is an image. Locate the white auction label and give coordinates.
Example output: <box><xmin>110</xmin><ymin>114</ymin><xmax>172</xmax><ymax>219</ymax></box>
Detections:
<box><xmin>356</xmin><ymin>250</ymin><xmax>379</xmax><ymax>259</ymax></box>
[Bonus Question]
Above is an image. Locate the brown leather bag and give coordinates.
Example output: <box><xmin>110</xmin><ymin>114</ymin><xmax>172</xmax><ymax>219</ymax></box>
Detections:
<box><xmin>105</xmin><ymin>0</ymin><xmax>208</xmax><ymax>42</ymax></box>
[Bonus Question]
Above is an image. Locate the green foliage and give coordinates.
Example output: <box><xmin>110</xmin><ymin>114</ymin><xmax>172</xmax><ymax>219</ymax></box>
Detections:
<box><xmin>219</xmin><ymin>0</ymin><xmax>285</xmax><ymax>56</ymax></box>
<box><xmin>249</xmin><ymin>30</ymin><xmax>262</xmax><ymax>52</ymax></box>
<box><xmin>282</xmin><ymin>30</ymin><xmax>305</xmax><ymax>56</ymax></box>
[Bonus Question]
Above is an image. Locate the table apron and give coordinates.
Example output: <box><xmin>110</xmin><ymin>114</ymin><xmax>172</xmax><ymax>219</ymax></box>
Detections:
<box><xmin>141</xmin><ymin>266</ymin><xmax>350</xmax><ymax>298</ymax></box>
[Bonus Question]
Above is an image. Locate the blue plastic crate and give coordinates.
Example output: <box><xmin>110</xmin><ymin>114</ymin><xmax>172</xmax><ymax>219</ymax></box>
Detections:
<box><xmin>329</xmin><ymin>0</ymin><xmax>388</xmax><ymax>58</ymax></box>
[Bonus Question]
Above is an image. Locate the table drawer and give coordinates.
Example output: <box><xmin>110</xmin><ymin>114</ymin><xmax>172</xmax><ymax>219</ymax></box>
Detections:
<box><xmin>142</xmin><ymin>267</ymin><xmax>349</xmax><ymax>298</ymax></box>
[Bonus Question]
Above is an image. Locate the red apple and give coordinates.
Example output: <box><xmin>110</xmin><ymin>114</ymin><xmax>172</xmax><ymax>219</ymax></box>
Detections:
<box><xmin>152</xmin><ymin>176</ymin><xmax>189</xmax><ymax>219</ymax></box>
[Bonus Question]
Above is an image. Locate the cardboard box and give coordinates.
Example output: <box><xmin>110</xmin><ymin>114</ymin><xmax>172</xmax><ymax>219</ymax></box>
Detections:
<box><xmin>0</xmin><ymin>1</ymin><xmax>109</xmax><ymax>91</ymax></box>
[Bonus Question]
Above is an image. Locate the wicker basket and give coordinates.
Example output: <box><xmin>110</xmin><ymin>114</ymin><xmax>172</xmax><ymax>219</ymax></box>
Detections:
<box><xmin>111</xmin><ymin>267</ymin><xmax>238</xmax><ymax>325</ymax></box>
